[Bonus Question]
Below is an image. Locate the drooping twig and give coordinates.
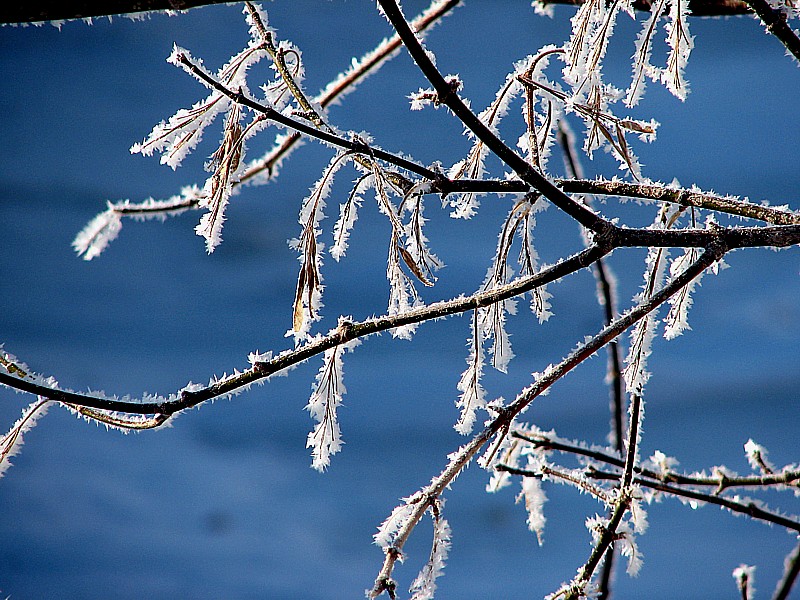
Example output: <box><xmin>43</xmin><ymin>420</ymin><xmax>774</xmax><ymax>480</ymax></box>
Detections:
<box><xmin>75</xmin><ymin>0</ymin><xmax>462</xmax><ymax>233</ymax></box>
<box><xmin>559</xmin><ymin>121</ymin><xmax>623</xmax><ymax>600</ymax></box>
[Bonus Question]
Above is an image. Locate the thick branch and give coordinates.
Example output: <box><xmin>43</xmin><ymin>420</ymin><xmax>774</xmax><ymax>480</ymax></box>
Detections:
<box><xmin>0</xmin><ymin>0</ymin><xmax>232</xmax><ymax>24</ymax></box>
<box><xmin>743</xmin><ymin>0</ymin><xmax>800</xmax><ymax>63</ymax></box>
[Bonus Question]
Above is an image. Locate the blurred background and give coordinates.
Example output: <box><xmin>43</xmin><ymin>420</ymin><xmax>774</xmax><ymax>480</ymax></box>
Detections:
<box><xmin>1</xmin><ymin>1</ymin><xmax>799</xmax><ymax>598</ymax></box>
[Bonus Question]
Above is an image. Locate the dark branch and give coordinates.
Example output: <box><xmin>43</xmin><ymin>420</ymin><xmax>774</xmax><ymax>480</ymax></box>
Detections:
<box><xmin>1</xmin><ymin>244</ymin><xmax>610</xmax><ymax>417</ymax></box>
<box><xmin>0</xmin><ymin>0</ymin><xmax>232</xmax><ymax>24</ymax></box>
<box><xmin>743</xmin><ymin>0</ymin><xmax>800</xmax><ymax>63</ymax></box>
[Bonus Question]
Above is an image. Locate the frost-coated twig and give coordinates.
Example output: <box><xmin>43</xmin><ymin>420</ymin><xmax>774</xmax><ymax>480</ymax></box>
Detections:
<box><xmin>587</xmin><ymin>468</ymin><xmax>800</xmax><ymax>531</ymax></box>
<box><xmin>558</xmin><ymin>179</ymin><xmax>800</xmax><ymax>225</ymax></box>
<box><xmin>534</xmin><ymin>0</ymin><xmax>753</xmax><ymax>16</ymax></box>
<box><xmin>559</xmin><ymin>121</ymin><xmax>623</xmax><ymax>599</ymax></box>
<box><xmin>74</xmin><ymin>0</ymin><xmax>461</xmax><ymax>236</ymax></box>
<box><xmin>497</xmin><ymin>463</ymin><xmax>800</xmax><ymax>532</ymax></box>
<box><xmin>773</xmin><ymin>542</ymin><xmax>800</xmax><ymax>600</ymax></box>
<box><xmin>174</xmin><ymin>51</ymin><xmax>440</xmax><ymax>181</ymax></box>
<box><xmin>514</xmin><ymin>430</ymin><xmax>800</xmax><ymax>491</ymax></box>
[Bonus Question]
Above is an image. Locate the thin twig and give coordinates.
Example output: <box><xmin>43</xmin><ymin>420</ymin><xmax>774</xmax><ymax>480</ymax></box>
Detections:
<box><xmin>559</xmin><ymin>121</ymin><xmax>623</xmax><ymax>600</ymax></box>
<box><xmin>499</xmin><ymin>462</ymin><xmax>800</xmax><ymax>532</ymax></box>
<box><xmin>534</xmin><ymin>0</ymin><xmax>752</xmax><ymax>16</ymax></box>
<box><xmin>773</xmin><ymin>542</ymin><xmax>800</xmax><ymax>600</ymax></box>
<box><xmin>588</xmin><ymin>468</ymin><xmax>800</xmax><ymax>532</ymax></box>
<box><xmin>513</xmin><ymin>430</ymin><xmax>800</xmax><ymax>491</ymax></box>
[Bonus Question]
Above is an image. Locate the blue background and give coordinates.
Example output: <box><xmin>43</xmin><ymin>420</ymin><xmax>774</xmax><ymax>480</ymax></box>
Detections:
<box><xmin>1</xmin><ymin>1</ymin><xmax>799</xmax><ymax>598</ymax></box>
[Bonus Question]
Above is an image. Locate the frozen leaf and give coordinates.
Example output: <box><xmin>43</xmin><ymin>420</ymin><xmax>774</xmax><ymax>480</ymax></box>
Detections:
<box><xmin>330</xmin><ymin>174</ymin><xmax>369</xmax><ymax>261</ymax></box>
<box><xmin>626</xmin><ymin>0</ymin><xmax>667</xmax><ymax>108</ymax></box>
<box><xmin>455</xmin><ymin>311</ymin><xmax>487</xmax><ymax>435</ymax></box>
<box><xmin>662</xmin><ymin>0</ymin><xmax>694</xmax><ymax>101</ymax></box>
<box><xmin>617</xmin><ymin>520</ymin><xmax>644</xmax><ymax>576</ymax></box>
<box><xmin>519</xmin><ymin>476</ymin><xmax>548</xmax><ymax>545</ymax></box>
<box><xmin>374</xmin><ymin>497</ymin><xmax>419</xmax><ymax>550</ymax></box>
<box><xmin>195</xmin><ymin>104</ymin><xmax>246</xmax><ymax>253</ymax></box>
<box><xmin>663</xmin><ymin>247</ymin><xmax>701</xmax><ymax>339</ymax></box>
<box><xmin>409</xmin><ymin>506</ymin><xmax>451</xmax><ymax>600</ymax></box>
<box><xmin>305</xmin><ymin>338</ymin><xmax>359</xmax><ymax>471</ymax></box>
<box><xmin>291</xmin><ymin>152</ymin><xmax>351</xmax><ymax>341</ymax></box>
<box><xmin>132</xmin><ymin>39</ymin><xmax>266</xmax><ymax>169</ymax></box>
<box><xmin>0</xmin><ymin>399</ymin><xmax>53</xmax><ymax>479</ymax></box>
<box><xmin>72</xmin><ymin>205</ymin><xmax>122</xmax><ymax>260</ymax></box>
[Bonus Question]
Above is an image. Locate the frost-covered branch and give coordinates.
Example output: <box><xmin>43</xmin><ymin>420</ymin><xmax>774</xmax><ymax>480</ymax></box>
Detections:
<box><xmin>73</xmin><ymin>0</ymin><xmax>461</xmax><ymax>258</ymax></box>
<box><xmin>773</xmin><ymin>542</ymin><xmax>800</xmax><ymax>600</ymax></box>
<box><xmin>1</xmin><ymin>244</ymin><xmax>611</xmax><ymax>420</ymax></box>
<box><xmin>743</xmin><ymin>0</ymin><xmax>800</xmax><ymax>62</ymax></box>
<box><xmin>559</xmin><ymin>179</ymin><xmax>800</xmax><ymax>225</ymax></box>
<box><xmin>370</xmin><ymin>243</ymin><xmax>723</xmax><ymax>597</ymax></box>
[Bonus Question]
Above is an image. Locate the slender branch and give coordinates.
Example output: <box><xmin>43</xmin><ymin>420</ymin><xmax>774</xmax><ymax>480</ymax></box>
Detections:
<box><xmin>514</xmin><ymin>429</ymin><xmax>800</xmax><ymax>491</ymax></box>
<box><xmin>239</xmin><ymin>0</ymin><xmax>461</xmax><ymax>187</ymax></box>
<box><xmin>564</xmin><ymin>391</ymin><xmax>642</xmax><ymax>599</ymax></box>
<box><xmin>558</xmin><ymin>179</ymin><xmax>800</xmax><ymax>226</ymax></box>
<box><xmin>82</xmin><ymin>0</ymin><xmax>462</xmax><ymax>229</ymax></box>
<box><xmin>773</xmin><ymin>542</ymin><xmax>800</xmax><ymax>600</ymax></box>
<box><xmin>559</xmin><ymin>122</ymin><xmax>623</xmax><ymax>600</ymax></box>
<box><xmin>743</xmin><ymin>0</ymin><xmax>800</xmax><ymax>63</ymax></box>
<box><xmin>175</xmin><ymin>51</ymin><xmax>441</xmax><ymax>181</ymax></box>
<box><xmin>1</xmin><ymin>244</ymin><xmax>610</xmax><ymax>418</ymax></box>
<box><xmin>500</xmin><ymin>462</ymin><xmax>800</xmax><ymax>532</ymax></box>
<box><xmin>588</xmin><ymin>468</ymin><xmax>800</xmax><ymax>532</ymax></box>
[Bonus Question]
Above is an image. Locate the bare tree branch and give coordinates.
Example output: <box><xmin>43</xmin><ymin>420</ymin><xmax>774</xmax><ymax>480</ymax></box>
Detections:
<box><xmin>0</xmin><ymin>0</ymin><xmax>233</xmax><ymax>24</ymax></box>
